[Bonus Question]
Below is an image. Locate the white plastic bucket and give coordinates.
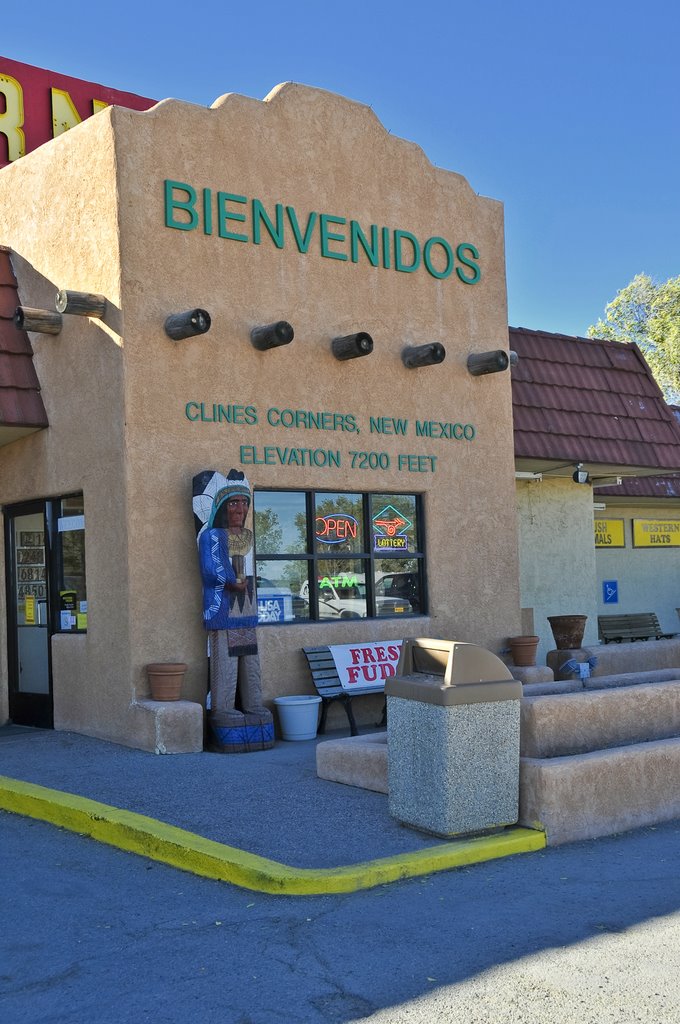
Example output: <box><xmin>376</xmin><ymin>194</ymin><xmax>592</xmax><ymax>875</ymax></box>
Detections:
<box><xmin>273</xmin><ymin>695</ymin><xmax>322</xmax><ymax>741</ymax></box>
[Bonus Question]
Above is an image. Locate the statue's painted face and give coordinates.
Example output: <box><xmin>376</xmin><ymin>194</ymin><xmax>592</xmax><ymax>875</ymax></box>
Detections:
<box><xmin>225</xmin><ymin>495</ymin><xmax>249</xmax><ymax>529</ymax></box>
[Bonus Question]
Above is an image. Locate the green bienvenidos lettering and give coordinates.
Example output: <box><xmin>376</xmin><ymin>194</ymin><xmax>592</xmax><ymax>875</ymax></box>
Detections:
<box><xmin>164</xmin><ymin>182</ymin><xmax>482</xmax><ymax>285</ymax></box>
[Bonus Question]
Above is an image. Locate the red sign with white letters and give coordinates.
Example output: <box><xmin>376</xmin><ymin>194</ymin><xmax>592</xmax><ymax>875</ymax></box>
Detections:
<box><xmin>0</xmin><ymin>56</ymin><xmax>155</xmax><ymax>169</ymax></box>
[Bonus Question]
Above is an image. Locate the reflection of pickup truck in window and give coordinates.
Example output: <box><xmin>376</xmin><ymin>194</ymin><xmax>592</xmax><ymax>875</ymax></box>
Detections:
<box><xmin>299</xmin><ymin>577</ymin><xmax>412</xmax><ymax>619</ymax></box>
<box><xmin>375</xmin><ymin>572</ymin><xmax>421</xmax><ymax>613</ymax></box>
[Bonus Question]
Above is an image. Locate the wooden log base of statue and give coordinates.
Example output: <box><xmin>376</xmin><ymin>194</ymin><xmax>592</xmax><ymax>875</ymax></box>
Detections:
<box><xmin>208</xmin><ymin>709</ymin><xmax>274</xmax><ymax>753</ymax></box>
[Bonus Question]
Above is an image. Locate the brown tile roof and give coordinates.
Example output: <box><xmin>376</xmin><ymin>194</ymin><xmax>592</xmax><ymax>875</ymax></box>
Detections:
<box><xmin>0</xmin><ymin>247</ymin><xmax>48</xmax><ymax>437</ymax></box>
<box><xmin>510</xmin><ymin>326</ymin><xmax>680</xmax><ymax>474</ymax></box>
<box><xmin>595</xmin><ymin>408</ymin><xmax>680</xmax><ymax>500</ymax></box>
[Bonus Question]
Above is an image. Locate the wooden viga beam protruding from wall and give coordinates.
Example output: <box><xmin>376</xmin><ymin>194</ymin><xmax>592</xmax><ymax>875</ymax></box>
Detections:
<box><xmin>14</xmin><ymin>306</ymin><xmax>63</xmax><ymax>335</ymax></box>
<box><xmin>55</xmin><ymin>290</ymin><xmax>107</xmax><ymax>318</ymax></box>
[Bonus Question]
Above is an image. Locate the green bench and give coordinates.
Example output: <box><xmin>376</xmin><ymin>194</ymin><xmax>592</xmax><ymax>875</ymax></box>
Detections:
<box><xmin>597</xmin><ymin>613</ymin><xmax>677</xmax><ymax>644</ymax></box>
<box><xmin>302</xmin><ymin>645</ymin><xmax>387</xmax><ymax>736</ymax></box>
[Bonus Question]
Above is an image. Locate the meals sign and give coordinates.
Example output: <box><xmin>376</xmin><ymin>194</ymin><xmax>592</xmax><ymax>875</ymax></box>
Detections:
<box><xmin>594</xmin><ymin>519</ymin><xmax>625</xmax><ymax>548</ymax></box>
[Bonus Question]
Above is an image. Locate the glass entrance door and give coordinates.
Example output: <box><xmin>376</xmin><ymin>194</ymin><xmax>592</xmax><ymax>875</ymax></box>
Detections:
<box><xmin>5</xmin><ymin>502</ymin><xmax>52</xmax><ymax>728</ymax></box>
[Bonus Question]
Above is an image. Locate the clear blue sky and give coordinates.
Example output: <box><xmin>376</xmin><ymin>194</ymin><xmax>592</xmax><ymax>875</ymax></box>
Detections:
<box><xmin>4</xmin><ymin>0</ymin><xmax>678</xmax><ymax>337</ymax></box>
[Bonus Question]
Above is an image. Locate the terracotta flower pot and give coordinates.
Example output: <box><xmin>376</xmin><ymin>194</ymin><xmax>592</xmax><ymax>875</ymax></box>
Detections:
<box><xmin>508</xmin><ymin>635</ymin><xmax>539</xmax><ymax>667</ymax></box>
<box><xmin>146</xmin><ymin>662</ymin><xmax>187</xmax><ymax>701</ymax></box>
<box><xmin>547</xmin><ymin>615</ymin><xmax>587</xmax><ymax>651</ymax></box>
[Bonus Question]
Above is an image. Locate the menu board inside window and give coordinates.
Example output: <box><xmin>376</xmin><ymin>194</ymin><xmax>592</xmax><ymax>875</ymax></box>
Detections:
<box><xmin>16</xmin><ymin>531</ymin><xmax>47</xmax><ymax>601</ymax></box>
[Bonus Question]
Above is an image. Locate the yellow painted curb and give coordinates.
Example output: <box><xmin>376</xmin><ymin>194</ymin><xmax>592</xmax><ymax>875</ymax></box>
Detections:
<box><xmin>0</xmin><ymin>774</ymin><xmax>546</xmax><ymax>895</ymax></box>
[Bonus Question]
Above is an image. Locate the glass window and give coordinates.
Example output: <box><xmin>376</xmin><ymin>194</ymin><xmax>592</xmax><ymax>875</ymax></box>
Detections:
<box><xmin>13</xmin><ymin>512</ymin><xmax>47</xmax><ymax>627</ymax></box>
<box><xmin>256</xmin><ymin>559</ymin><xmax>310</xmax><ymax>624</ymax></box>
<box><xmin>254</xmin><ymin>491</ymin><xmax>308</xmax><ymax>555</ymax></box>
<box><xmin>253</xmin><ymin>489</ymin><xmax>425</xmax><ymax>624</ymax></box>
<box><xmin>374</xmin><ymin>558</ymin><xmax>423</xmax><ymax>615</ymax></box>
<box><xmin>315</xmin><ymin>558</ymin><xmax>367</xmax><ymax>620</ymax></box>
<box><xmin>56</xmin><ymin>495</ymin><xmax>87</xmax><ymax>632</ymax></box>
<box><xmin>314</xmin><ymin>492</ymin><xmax>364</xmax><ymax>554</ymax></box>
<box><xmin>370</xmin><ymin>493</ymin><xmax>419</xmax><ymax>553</ymax></box>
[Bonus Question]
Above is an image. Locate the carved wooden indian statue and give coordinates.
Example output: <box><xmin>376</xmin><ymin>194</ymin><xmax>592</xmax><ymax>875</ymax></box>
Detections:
<box><xmin>192</xmin><ymin>468</ymin><xmax>274</xmax><ymax>752</ymax></box>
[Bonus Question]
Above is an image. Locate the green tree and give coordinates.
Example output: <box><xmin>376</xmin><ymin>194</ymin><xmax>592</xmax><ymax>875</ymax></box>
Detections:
<box><xmin>588</xmin><ymin>273</ymin><xmax>680</xmax><ymax>404</ymax></box>
<box><xmin>253</xmin><ymin>508</ymin><xmax>282</xmax><ymax>554</ymax></box>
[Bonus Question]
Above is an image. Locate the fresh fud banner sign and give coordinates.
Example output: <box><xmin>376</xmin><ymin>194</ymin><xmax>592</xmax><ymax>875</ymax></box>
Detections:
<box><xmin>329</xmin><ymin>641</ymin><xmax>403</xmax><ymax>691</ymax></box>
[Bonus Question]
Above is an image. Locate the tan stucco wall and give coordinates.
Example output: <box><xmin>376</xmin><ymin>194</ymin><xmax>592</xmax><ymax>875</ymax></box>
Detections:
<box><xmin>594</xmin><ymin>504</ymin><xmax>680</xmax><ymax>636</ymax></box>
<box><xmin>0</xmin><ymin>111</ymin><xmax>133</xmax><ymax>742</ymax></box>
<box><xmin>516</xmin><ymin>477</ymin><xmax>599</xmax><ymax>663</ymax></box>
<box><xmin>1</xmin><ymin>83</ymin><xmax>522</xmax><ymax>746</ymax></box>
<box><xmin>114</xmin><ymin>85</ymin><xmax>520</xmax><ymax>700</ymax></box>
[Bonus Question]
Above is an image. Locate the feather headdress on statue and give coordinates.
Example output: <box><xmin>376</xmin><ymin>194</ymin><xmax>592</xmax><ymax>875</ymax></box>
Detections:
<box><xmin>192</xmin><ymin>469</ymin><xmax>252</xmax><ymax>542</ymax></box>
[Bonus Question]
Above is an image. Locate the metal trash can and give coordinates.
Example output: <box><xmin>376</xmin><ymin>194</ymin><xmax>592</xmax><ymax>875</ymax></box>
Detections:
<box><xmin>385</xmin><ymin>638</ymin><xmax>522</xmax><ymax>837</ymax></box>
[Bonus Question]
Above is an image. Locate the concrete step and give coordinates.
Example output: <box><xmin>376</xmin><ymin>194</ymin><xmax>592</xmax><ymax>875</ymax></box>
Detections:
<box><xmin>316</xmin><ymin>732</ymin><xmax>388</xmax><ymax>793</ymax></box>
<box><xmin>521</xmin><ymin>681</ymin><xmax>680</xmax><ymax>758</ymax></box>
<box><xmin>520</xmin><ymin>736</ymin><xmax>680</xmax><ymax>844</ymax></box>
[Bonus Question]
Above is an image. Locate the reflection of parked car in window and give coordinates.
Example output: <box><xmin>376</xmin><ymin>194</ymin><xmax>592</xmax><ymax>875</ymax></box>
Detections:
<box><xmin>375</xmin><ymin>572</ymin><xmax>421</xmax><ymax>613</ymax></box>
<box><xmin>256</xmin><ymin>576</ymin><xmax>295</xmax><ymax>623</ymax></box>
<box><xmin>299</xmin><ymin>577</ymin><xmax>412</xmax><ymax>619</ymax></box>
<box><xmin>257</xmin><ymin>577</ymin><xmax>309</xmax><ymax>621</ymax></box>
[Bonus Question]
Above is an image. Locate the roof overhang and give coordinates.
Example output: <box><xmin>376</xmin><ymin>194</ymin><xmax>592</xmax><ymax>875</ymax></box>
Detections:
<box><xmin>0</xmin><ymin>423</ymin><xmax>45</xmax><ymax>447</ymax></box>
<box><xmin>513</xmin><ymin>456</ymin><xmax>679</xmax><ymax>483</ymax></box>
<box><xmin>594</xmin><ymin>492</ymin><xmax>680</xmax><ymax>508</ymax></box>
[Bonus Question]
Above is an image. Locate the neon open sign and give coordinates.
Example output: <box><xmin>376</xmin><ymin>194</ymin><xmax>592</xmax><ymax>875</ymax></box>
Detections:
<box><xmin>315</xmin><ymin>514</ymin><xmax>358</xmax><ymax>544</ymax></box>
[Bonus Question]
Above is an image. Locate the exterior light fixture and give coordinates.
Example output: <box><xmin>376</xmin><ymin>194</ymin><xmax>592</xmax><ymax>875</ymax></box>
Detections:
<box><xmin>402</xmin><ymin>343</ymin><xmax>446</xmax><ymax>368</ymax></box>
<box><xmin>573</xmin><ymin>464</ymin><xmax>590</xmax><ymax>485</ymax></box>
<box><xmin>467</xmin><ymin>349</ymin><xmax>513</xmax><ymax>376</ymax></box>
<box><xmin>250</xmin><ymin>320</ymin><xmax>294</xmax><ymax>351</ymax></box>
<box><xmin>14</xmin><ymin>306</ymin><xmax>62</xmax><ymax>335</ymax></box>
<box><xmin>592</xmin><ymin>476</ymin><xmax>622</xmax><ymax>487</ymax></box>
<box><xmin>331</xmin><ymin>332</ymin><xmax>373</xmax><ymax>361</ymax></box>
<box><xmin>55</xmin><ymin>289</ymin><xmax>107</xmax><ymax>318</ymax></box>
<box><xmin>164</xmin><ymin>308</ymin><xmax>212</xmax><ymax>341</ymax></box>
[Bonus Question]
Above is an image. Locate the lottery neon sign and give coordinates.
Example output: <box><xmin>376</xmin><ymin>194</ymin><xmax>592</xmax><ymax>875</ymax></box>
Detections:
<box><xmin>372</xmin><ymin>504</ymin><xmax>411</xmax><ymax>551</ymax></box>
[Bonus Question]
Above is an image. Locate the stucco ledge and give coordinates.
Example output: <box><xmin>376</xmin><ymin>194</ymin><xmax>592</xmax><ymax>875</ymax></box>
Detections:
<box><xmin>129</xmin><ymin>699</ymin><xmax>204</xmax><ymax>754</ymax></box>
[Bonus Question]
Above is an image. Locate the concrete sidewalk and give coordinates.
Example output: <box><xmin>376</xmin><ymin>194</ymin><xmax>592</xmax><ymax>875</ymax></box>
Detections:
<box><xmin>0</xmin><ymin>726</ymin><xmax>544</xmax><ymax>893</ymax></box>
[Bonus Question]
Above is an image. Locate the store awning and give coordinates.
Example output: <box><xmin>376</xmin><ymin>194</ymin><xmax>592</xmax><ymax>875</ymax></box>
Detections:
<box><xmin>510</xmin><ymin>326</ymin><xmax>680</xmax><ymax>482</ymax></box>
<box><xmin>0</xmin><ymin>247</ymin><xmax>48</xmax><ymax>447</ymax></box>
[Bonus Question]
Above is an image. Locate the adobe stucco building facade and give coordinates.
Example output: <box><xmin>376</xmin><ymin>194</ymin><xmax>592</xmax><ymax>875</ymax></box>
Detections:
<box><xmin>0</xmin><ymin>84</ymin><xmax>523</xmax><ymax>749</ymax></box>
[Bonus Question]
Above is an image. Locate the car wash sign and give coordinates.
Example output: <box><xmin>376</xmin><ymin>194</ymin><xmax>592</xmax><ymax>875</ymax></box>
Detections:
<box><xmin>0</xmin><ymin>56</ymin><xmax>155</xmax><ymax>168</ymax></box>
